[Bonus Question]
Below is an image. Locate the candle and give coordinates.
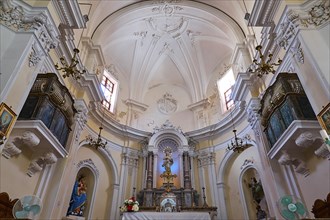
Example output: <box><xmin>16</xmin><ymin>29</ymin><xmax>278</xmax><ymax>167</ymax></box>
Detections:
<box><xmin>320</xmin><ymin>129</ymin><xmax>329</xmax><ymax>140</ymax></box>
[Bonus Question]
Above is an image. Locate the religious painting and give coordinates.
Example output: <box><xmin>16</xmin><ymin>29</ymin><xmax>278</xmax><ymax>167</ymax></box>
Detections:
<box><xmin>317</xmin><ymin>103</ymin><xmax>330</xmax><ymax>134</ymax></box>
<box><xmin>0</xmin><ymin>102</ymin><xmax>16</xmax><ymax>139</ymax></box>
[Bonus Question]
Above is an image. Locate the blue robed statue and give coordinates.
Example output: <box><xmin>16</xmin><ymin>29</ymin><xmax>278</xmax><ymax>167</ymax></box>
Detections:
<box><xmin>67</xmin><ymin>177</ymin><xmax>87</xmax><ymax>216</ymax></box>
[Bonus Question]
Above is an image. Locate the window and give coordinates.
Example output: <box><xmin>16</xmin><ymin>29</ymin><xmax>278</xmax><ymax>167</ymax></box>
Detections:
<box><xmin>224</xmin><ymin>88</ymin><xmax>234</xmax><ymax>110</ymax></box>
<box><xmin>101</xmin><ymin>71</ymin><xmax>118</xmax><ymax>113</ymax></box>
<box><xmin>217</xmin><ymin>68</ymin><xmax>235</xmax><ymax>112</ymax></box>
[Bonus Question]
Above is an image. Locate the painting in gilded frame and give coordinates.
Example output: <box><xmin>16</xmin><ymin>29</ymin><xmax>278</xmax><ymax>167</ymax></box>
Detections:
<box><xmin>317</xmin><ymin>103</ymin><xmax>330</xmax><ymax>134</ymax></box>
<box><xmin>0</xmin><ymin>102</ymin><xmax>16</xmax><ymax>139</ymax></box>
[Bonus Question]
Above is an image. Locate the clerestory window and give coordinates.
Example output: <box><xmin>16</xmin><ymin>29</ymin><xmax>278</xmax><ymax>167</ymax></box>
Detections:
<box><xmin>217</xmin><ymin>68</ymin><xmax>235</xmax><ymax>113</ymax></box>
<box><xmin>101</xmin><ymin>70</ymin><xmax>118</xmax><ymax>113</ymax></box>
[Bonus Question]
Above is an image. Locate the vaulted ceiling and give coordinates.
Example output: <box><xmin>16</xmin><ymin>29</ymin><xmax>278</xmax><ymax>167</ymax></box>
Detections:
<box><xmin>76</xmin><ymin>0</ymin><xmax>254</xmax><ymax>132</ymax></box>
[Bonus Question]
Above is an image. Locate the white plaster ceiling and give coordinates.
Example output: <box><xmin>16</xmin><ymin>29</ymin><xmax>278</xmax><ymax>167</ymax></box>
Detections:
<box><xmin>78</xmin><ymin>0</ymin><xmax>253</xmax><ymax>131</ymax></box>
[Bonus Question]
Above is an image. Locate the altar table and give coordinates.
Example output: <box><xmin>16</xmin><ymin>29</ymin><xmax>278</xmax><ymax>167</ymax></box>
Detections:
<box><xmin>122</xmin><ymin>212</ymin><xmax>211</xmax><ymax>220</ymax></box>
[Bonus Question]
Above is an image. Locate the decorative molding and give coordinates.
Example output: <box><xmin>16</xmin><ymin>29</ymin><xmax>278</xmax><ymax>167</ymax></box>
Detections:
<box><xmin>152</xmin><ymin>119</ymin><xmax>183</xmax><ymax>134</ymax></box>
<box><xmin>246</xmin><ymin>98</ymin><xmax>261</xmax><ymax>128</ymax></box>
<box><xmin>0</xmin><ymin>0</ymin><xmax>59</xmax><ymax>52</ymax></box>
<box><xmin>197</xmin><ymin>151</ymin><xmax>215</xmax><ymax>167</ymax></box>
<box><xmin>151</xmin><ymin>1</ymin><xmax>183</xmax><ymax>16</ymax></box>
<box><xmin>76</xmin><ymin>158</ymin><xmax>100</xmax><ymax>178</ymax></box>
<box><xmin>27</xmin><ymin>152</ymin><xmax>57</xmax><ymax>177</ymax></box>
<box><xmin>52</xmin><ymin>0</ymin><xmax>86</xmax><ymax>28</ymax></box>
<box><xmin>28</xmin><ymin>43</ymin><xmax>43</xmax><ymax>67</ymax></box>
<box><xmin>2</xmin><ymin>142</ymin><xmax>21</xmax><ymax>159</ymax></box>
<box><xmin>122</xmin><ymin>152</ymin><xmax>139</xmax><ymax>167</ymax></box>
<box><xmin>314</xmin><ymin>143</ymin><xmax>330</xmax><ymax>159</ymax></box>
<box><xmin>157</xmin><ymin>92</ymin><xmax>177</xmax><ymax>114</ymax></box>
<box><xmin>74</xmin><ymin>100</ymin><xmax>89</xmax><ymax>142</ymax></box>
<box><xmin>158</xmin><ymin>138</ymin><xmax>179</xmax><ymax>153</ymax></box>
<box><xmin>295</xmin><ymin>132</ymin><xmax>315</xmax><ymax>148</ymax></box>
<box><xmin>240</xmin><ymin>158</ymin><xmax>254</xmax><ymax>170</ymax></box>
<box><xmin>277</xmin><ymin>151</ymin><xmax>310</xmax><ymax>177</ymax></box>
<box><xmin>299</xmin><ymin>0</ymin><xmax>330</xmax><ymax>28</ymax></box>
<box><xmin>290</xmin><ymin>41</ymin><xmax>304</xmax><ymax>64</ymax></box>
<box><xmin>276</xmin><ymin>0</ymin><xmax>329</xmax><ymax>51</ymax></box>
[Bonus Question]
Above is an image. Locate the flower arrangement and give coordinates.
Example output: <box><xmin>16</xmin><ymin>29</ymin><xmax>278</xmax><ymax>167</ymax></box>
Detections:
<box><xmin>120</xmin><ymin>197</ymin><xmax>139</xmax><ymax>212</ymax></box>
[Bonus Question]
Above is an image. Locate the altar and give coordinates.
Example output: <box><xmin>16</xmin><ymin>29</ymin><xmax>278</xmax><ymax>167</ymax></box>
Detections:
<box><xmin>122</xmin><ymin>212</ymin><xmax>211</xmax><ymax>220</ymax></box>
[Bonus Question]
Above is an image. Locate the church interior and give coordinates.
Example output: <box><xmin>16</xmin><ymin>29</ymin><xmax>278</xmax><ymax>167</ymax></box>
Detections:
<box><xmin>0</xmin><ymin>0</ymin><xmax>330</xmax><ymax>219</ymax></box>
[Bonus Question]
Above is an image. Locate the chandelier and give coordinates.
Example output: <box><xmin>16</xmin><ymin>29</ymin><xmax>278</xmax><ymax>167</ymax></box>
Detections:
<box><xmin>227</xmin><ymin>129</ymin><xmax>248</xmax><ymax>153</ymax></box>
<box><xmin>87</xmin><ymin>126</ymin><xmax>107</xmax><ymax>149</ymax></box>
<box><xmin>248</xmin><ymin>45</ymin><xmax>282</xmax><ymax>78</ymax></box>
<box><xmin>55</xmin><ymin>48</ymin><xmax>86</xmax><ymax>80</ymax></box>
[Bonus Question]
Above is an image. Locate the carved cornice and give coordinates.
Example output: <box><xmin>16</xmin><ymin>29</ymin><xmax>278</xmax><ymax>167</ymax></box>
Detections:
<box><xmin>276</xmin><ymin>0</ymin><xmax>329</xmax><ymax>51</ymax></box>
<box><xmin>0</xmin><ymin>0</ymin><xmax>59</xmax><ymax>52</ymax></box>
<box><xmin>249</xmin><ymin>0</ymin><xmax>281</xmax><ymax>26</ymax></box>
<box><xmin>52</xmin><ymin>0</ymin><xmax>86</xmax><ymax>28</ymax></box>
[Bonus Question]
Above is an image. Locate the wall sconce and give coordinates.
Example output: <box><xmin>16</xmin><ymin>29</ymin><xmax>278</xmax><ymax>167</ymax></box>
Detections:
<box><xmin>55</xmin><ymin>48</ymin><xmax>86</xmax><ymax>80</ymax></box>
<box><xmin>248</xmin><ymin>45</ymin><xmax>282</xmax><ymax>78</ymax></box>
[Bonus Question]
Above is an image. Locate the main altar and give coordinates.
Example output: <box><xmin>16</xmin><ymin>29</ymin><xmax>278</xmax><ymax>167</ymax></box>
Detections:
<box><xmin>131</xmin><ymin>134</ymin><xmax>217</xmax><ymax>220</ymax></box>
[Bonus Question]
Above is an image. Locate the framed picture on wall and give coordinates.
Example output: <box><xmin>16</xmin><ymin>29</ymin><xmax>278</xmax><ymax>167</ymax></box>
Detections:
<box><xmin>0</xmin><ymin>102</ymin><xmax>16</xmax><ymax>139</ymax></box>
<box><xmin>317</xmin><ymin>103</ymin><xmax>330</xmax><ymax>134</ymax></box>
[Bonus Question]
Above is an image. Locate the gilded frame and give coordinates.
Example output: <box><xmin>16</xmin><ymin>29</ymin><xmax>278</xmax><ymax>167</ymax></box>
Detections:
<box><xmin>317</xmin><ymin>103</ymin><xmax>330</xmax><ymax>134</ymax></box>
<box><xmin>0</xmin><ymin>102</ymin><xmax>16</xmax><ymax>138</ymax></box>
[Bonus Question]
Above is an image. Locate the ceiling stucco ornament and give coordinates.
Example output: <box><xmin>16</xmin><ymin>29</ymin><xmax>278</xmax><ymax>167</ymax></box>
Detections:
<box><xmin>157</xmin><ymin>93</ymin><xmax>177</xmax><ymax>114</ymax></box>
<box><xmin>151</xmin><ymin>0</ymin><xmax>183</xmax><ymax>16</ymax></box>
<box><xmin>153</xmin><ymin>120</ymin><xmax>183</xmax><ymax>134</ymax></box>
<box><xmin>146</xmin><ymin>16</ymin><xmax>188</xmax><ymax>38</ymax></box>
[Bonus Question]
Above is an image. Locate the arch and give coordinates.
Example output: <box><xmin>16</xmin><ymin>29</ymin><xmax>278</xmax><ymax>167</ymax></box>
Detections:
<box><xmin>77</xmin><ymin>140</ymin><xmax>120</xmax><ymax>219</ymax></box>
<box><xmin>239</xmin><ymin>164</ymin><xmax>259</xmax><ymax>220</ymax></box>
<box><xmin>149</xmin><ymin>129</ymin><xmax>188</xmax><ymax>152</ymax></box>
<box><xmin>70</xmin><ymin>158</ymin><xmax>99</xmax><ymax>219</ymax></box>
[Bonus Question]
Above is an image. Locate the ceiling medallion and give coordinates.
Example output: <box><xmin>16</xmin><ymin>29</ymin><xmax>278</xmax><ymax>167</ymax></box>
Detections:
<box><xmin>157</xmin><ymin>93</ymin><xmax>177</xmax><ymax>114</ymax></box>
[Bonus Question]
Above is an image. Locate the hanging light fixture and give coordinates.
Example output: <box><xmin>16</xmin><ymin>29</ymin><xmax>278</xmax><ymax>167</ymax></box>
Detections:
<box><xmin>86</xmin><ymin>106</ymin><xmax>107</xmax><ymax>149</ymax></box>
<box><xmin>55</xmin><ymin>48</ymin><xmax>86</xmax><ymax>80</ymax></box>
<box><xmin>227</xmin><ymin>129</ymin><xmax>248</xmax><ymax>153</ymax></box>
<box><xmin>87</xmin><ymin>126</ymin><xmax>107</xmax><ymax>149</ymax></box>
<box><xmin>227</xmin><ymin>108</ymin><xmax>249</xmax><ymax>153</ymax></box>
<box><xmin>248</xmin><ymin>45</ymin><xmax>282</xmax><ymax>78</ymax></box>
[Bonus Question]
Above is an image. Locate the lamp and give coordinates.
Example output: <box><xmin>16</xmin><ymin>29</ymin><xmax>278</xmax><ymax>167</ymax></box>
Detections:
<box><xmin>87</xmin><ymin>126</ymin><xmax>107</xmax><ymax>149</ymax></box>
<box><xmin>227</xmin><ymin>129</ymin><xmax>248</xmax><ymax>153</ymax></box>
<box><xmin>86</xmin><ymin>106</ymin><xmax>107</xmax><ymax>149</ymax></box>
<box><xmin>55</xmin><ymin>48</ymin><xmax>86</xmax><ymax>80</ymax></box>
<box><xmin>227</xmin><ymin>108</ymin><xmax>249</xmax><ymax>153</ymax></box>
<box><xmin>248</xmin><ymin>45</ymin><xmax>282</xmax><ymax>78</ymax></box>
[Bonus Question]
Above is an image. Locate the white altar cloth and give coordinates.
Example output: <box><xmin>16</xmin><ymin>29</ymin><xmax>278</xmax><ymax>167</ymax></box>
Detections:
<box><xmin>122</xmin><ymin>212</ymin><xmax>210</xmax><ymax>220</ymax></box>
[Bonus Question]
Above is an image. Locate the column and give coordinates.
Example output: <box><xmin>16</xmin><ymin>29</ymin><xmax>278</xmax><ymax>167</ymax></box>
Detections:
<box><xmin>152</xmin><ymin>153</ymin><xmax>158</xmax><ymax>188</ymax></box>
<box><xmin>146</xmin><ymin>152</ymin><xmax>154</xmax><ymax>189</ymax></box>
<box><xmin>183</xmin><ymin>152</ymin><xmax>191</xmax><ymax>189</ymax></box>
<box><xmin>246</xmin><ymin>98</ymin><xmax>283</xmax><ymax>219</ymax></box>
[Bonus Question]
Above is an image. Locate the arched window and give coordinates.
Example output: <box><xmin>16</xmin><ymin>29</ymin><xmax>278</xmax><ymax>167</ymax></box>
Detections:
<box><xmin>101</xmin><ymin>70</ymin><xmax>118</xmax><ymax>113</ymax></box>
<box><xmin>217</xmin><ymin>68</ymin><xmax>235</xmax><ymax>112</ymax></box>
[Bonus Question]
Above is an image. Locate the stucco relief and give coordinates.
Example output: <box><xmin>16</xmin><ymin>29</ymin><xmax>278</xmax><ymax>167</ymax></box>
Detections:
<box><xmin>277</xmin><ymin>0</ymin><xmax>329</xmax><ymax>51</ymax></box>
<box><xmin>157</xmin><ymin>93</ymin><xmax>177</xmax><ymax>114</ymax></box>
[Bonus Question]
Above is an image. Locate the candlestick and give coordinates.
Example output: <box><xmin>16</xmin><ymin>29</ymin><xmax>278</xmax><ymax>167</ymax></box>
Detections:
<box><xmin>320</xmin><ymin>129</ymin><xmax>330</xmax><ymax>152</ymax></box>
<box><xmin>202</xmin><ymin>187</ymin><xmax>208</xmax><ymax>207</ymax></box>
